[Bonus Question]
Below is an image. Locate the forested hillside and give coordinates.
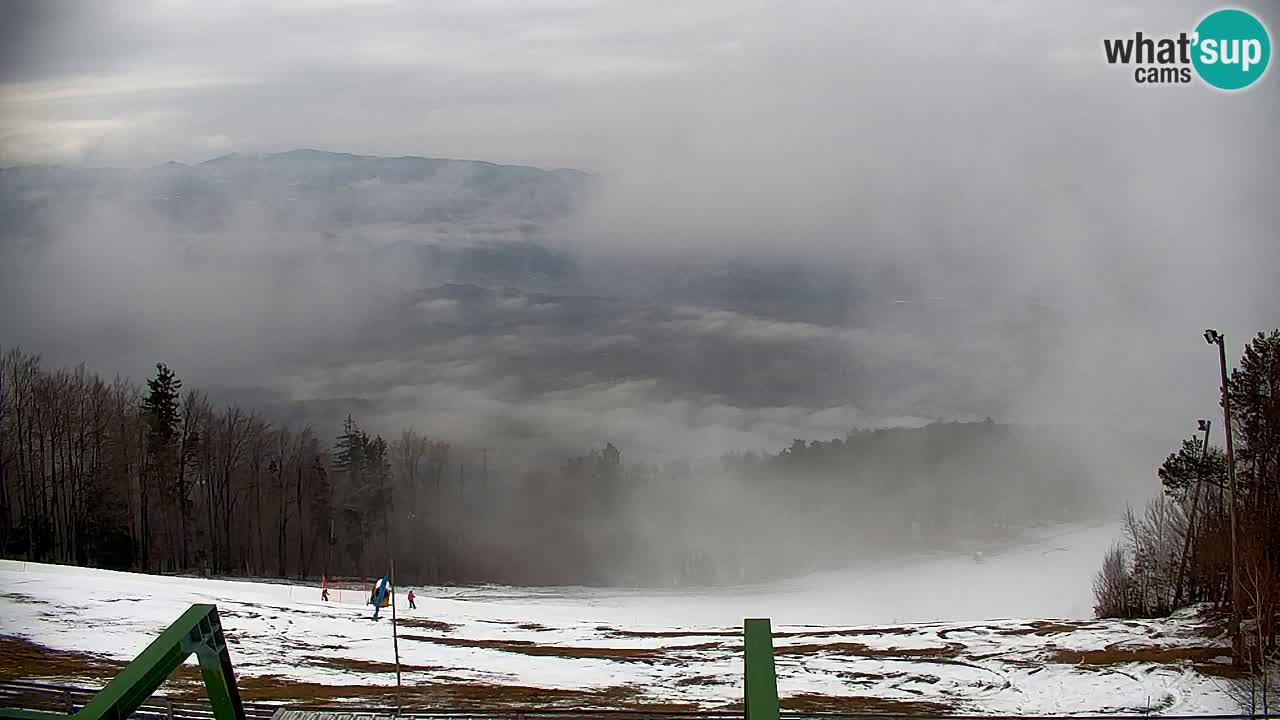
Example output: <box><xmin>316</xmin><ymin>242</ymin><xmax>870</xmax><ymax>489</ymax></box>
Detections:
<box><xmin>0</xmin><ymin>348</ymin><xmax>1107</xmax><ymax>587</ymax></box>
<box><xmin>1092</xmin><ymin>330</ymin><xmax>1279</xmax><ymax>681</ymax></box>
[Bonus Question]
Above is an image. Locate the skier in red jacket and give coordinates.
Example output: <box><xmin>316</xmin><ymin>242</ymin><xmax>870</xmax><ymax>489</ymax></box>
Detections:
<box><xmin>407</xmin><ymin>590</ymin><xmax>416</xmax><ymax>609</ymax></box>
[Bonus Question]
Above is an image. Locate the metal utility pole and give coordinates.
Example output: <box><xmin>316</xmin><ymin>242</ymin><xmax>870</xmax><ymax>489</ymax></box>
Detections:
<box><xmin>1204</xmin><ymin>329</ymin><xmax>1242</xmax><ymax>661</ymax></box>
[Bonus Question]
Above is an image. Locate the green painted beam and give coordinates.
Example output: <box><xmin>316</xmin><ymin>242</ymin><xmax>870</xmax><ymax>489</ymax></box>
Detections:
<box><xmin>70</xmin><ymin>604</ymin><xmax>245</xmax><ymax>720</ymax></box>
<box><xmin>743</xmin><ymin>618</ymin><xmax>779</xmax><ymax>720</ymax></box>
<box><xmin>194</xmin><ymin>617</ymin><xmax>246</xmax><ymax>720</ymax></box>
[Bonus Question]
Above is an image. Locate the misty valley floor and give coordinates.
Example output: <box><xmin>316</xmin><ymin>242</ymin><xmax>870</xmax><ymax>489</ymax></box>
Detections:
<box><xmin>0</xmin><ymin>525</ymin><xmax>1243</xmax><ymax>715</ymax></box>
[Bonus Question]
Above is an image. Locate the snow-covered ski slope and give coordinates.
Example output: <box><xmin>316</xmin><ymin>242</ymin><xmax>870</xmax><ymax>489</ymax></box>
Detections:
<box><xmin>0</xmin><ymin>523</ymin><xmax>1240</xmax><ymax>714</ymax></box>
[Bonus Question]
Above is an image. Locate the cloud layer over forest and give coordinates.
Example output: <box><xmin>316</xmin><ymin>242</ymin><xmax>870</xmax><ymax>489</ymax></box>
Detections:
<box><xmin>2</xmin><ymin>0</ymin><xmax>1277</xmax><ymax>468</ymax></box>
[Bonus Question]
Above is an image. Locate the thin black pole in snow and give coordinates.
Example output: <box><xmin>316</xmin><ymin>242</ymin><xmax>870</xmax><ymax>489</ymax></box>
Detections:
<box><xmin>391</xmin><ymin>556</ymin><xmax>402</xmax><ymax>714</ymax></box>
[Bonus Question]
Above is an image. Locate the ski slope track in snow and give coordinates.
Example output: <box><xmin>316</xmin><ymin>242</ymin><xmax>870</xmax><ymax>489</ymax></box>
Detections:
<box><xmin>0</xmin><ymin>523</ymin><xmax>1242</xmax><ymax>714</ymax></box>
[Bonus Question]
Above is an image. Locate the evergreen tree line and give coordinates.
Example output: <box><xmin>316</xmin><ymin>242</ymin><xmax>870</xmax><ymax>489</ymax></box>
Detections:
<box><xmin>1093</xmin><ymin>331</ymin><xmax>1279</xmax><ymax>676</ymax></box>
<box><xmin>2</xmin><ymin>346</ymin><xmax>1109</xmax><ymax>587</ymax></box>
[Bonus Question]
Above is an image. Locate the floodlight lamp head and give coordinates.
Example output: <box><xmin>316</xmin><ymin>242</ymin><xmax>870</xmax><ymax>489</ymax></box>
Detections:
<box><xmin>1204</xmin><ymin>329</ymin><xmax>1221</xmax><ymax>345</ymax></box>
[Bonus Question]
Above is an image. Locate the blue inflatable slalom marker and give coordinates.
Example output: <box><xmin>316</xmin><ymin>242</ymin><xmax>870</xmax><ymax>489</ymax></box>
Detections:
<box><xmin>370</xmin><ymin>575</ymin><xmax>391</xmax><ymax>619</ymax></box>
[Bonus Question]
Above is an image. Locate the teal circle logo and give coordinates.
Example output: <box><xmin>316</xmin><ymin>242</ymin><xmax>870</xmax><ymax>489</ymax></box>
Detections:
<box><xmin>1192</xmin><ymin>8</ymin><xmax>1271</xmax><ymax>90</ymax></box>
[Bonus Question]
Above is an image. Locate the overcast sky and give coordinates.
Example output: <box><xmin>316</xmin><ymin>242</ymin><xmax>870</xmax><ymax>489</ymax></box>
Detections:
<box><xmin>2</xmin><ymin>0</ymin><xmax>1273</xmax><ymax>171</ymax></box>
<box><xmin>2</xmin><ymin>0</ymin><xmax>1277</xmax><ymax>456</ymax></box>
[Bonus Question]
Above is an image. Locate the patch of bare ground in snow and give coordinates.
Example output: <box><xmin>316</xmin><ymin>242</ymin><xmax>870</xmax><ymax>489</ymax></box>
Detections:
<box><xmin>310</xmin><ymin>656</ymin><xmax>447</xmax><ymax>673</ymax></box>
<box><xmin>399</xmin><ymin>633</ymin><xmax>724</xmax><ymax>661</ymax></box>
<box><xmin>774</xmin><ymin>626</ymin><xmax>917</xmax><ymax>638</ymax></box>
<box><xmin>596</xmin><ymin>625</ymin><xmax>918</xmax><ymax>641</ymax></box>
<box><xmin>780</xmin><ymin>692</ymin><xmax>951</xmax><ymax>715</ymax></box>
<box><xmin>672</xmin><ymin>674</ymin><xmax>720</xmax><ymax>687</ymax></box>
<box><xmin>217</xmin><ymin>676</ymin><xmax>704</xmax><ymax>710</ymax></box>
<box><xmin>997</xmin><ymin>620</ymin><xmax>1101</xmax><ymax>636</ymax></box>
<box><xmin>776</xmin><ymin>641</ymin><xmax>965</xmax><ymax>658</ymax></box>
<box><xmin>482</xmin><ymin>620</ymin><xmax>555</xmax><ymax>632</ymax></box>
<box><xmin>0</xmin><ymin>636</ymin><xmax>124</xmax><ymax>683</ymax></box>
<box><xmin>395</xmin><ymin>618</ymin><xmax>459</xmax><ymax>632</ymax></box>
<box><xmin>598</xmin><ymin>627</ymin><xmax>737</xmax><ymax>639</ymax></box>
<box><xmin>1191</xmin><ymin>661</ymin><xmax>1247</xmax><ymax>679</ymax></box>
<box><xmin>0</xmin><ymin>635</ymin><xmax>203</xmax><ymax>688</ymax></box>
<box><xmin>1053</xmin><ymin>644</ymin><xmax>1236</xmax><ymax>666</ymax></box>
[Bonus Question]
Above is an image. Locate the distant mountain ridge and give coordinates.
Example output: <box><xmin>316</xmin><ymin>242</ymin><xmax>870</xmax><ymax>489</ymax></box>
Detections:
<box><xmin>0</xmin><ymin>148</ymin><xmax>591</xmax><ymax>233</ymax></box>
<box><xmin>2</xmin><ymin>147</ymin><xmax>590</xmax><ymax>179</ymax></box>
<box><xmin>198</xmin><ymin>147</ymin><xmax>586</xmax><ymax>174</ymax></box>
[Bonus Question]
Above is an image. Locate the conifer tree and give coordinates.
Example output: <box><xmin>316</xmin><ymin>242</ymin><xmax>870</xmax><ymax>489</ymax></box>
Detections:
<box><xmin>140</xmin><ymin>363</ymin><xmax>182</xmax><ymax>570</ymax></box>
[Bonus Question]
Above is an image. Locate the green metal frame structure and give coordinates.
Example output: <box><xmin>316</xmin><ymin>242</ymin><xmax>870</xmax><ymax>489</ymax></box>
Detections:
<box><xmin>0</xmin><ymin>604</ymin><xmax>245</xmax><ymax>720</ymax></box>
<box><xmin>1</xmin><ymin>603</ymin><xmax>781</xmax><ymax>720</ymax></box>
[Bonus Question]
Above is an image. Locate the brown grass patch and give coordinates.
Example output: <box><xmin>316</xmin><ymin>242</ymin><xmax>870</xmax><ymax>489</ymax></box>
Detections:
<box><xmin>601</xmin><ymin>627</ymin><xmax>736</xmax><ymax>639</ymax></box>
<box><xmin>310</xmin><ymin>656</ymin><xmax>445</xmax><ymax>674</ymax></box>
<box><xmin>0</xmin><ymin>636</ymin><xmax>126</xmax><ymax>683</ymax></box>
<box><xmin>224</xmin><ymin>675</ymin><xmax>697</xmax><ymax>709</ymax></box>
<box><xmin>774</xmin><ymin>626</ymin><xmax>916</xmax><ymax>638</ymax></box>
<box><xmin>395</xmin><ymin>618</ymin><xmax>458</xmax><ymax>632</ymax></box>
<box><xmin>776</xmin><ymin>641</ymin><xmax>964</xmax><ymax>659</ymax></box>
<box><xmin>998</xmin><ymin>621</ymin><xmax>1095</xmax><ymax>636</ymax></box>
<box><xmin>672</xmin><ymin>674</ymin><xmax>722</xmax><ymax>687</ymax></box>
<box><xmin>1053</xmin><ymin>645</ymin><xmax>1228</xmax><ymax>665</ymax></box>
<box><xmin>0</xmin><ymin>635</ymin><xmax>204</xmax><ymax>688</ymax></box>
<box><xmin>600</xmin><ymin>625</ymin><xmax>917</xmax><ymax>641</ymax></box>
<box><xmin>1192</xmin><ymin>661</ymin><xmax>1249</xmax><ymax>679</ymax></box>
<box><xmin>399</xmin><ymin>633</ymin><xmax>721</xmax><ymax>661</ymax></box>
<box><xmin>781</xmin><ymin>692</ymin><xmax>951</xmax><ymax>715</ymax></box>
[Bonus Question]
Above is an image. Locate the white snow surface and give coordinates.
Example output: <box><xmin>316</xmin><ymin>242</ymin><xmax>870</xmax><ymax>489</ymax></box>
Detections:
<box><xmin>0</xmin><ymin>522</ymin><xmax>1240</xmax><ymax>714</ymax></box>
